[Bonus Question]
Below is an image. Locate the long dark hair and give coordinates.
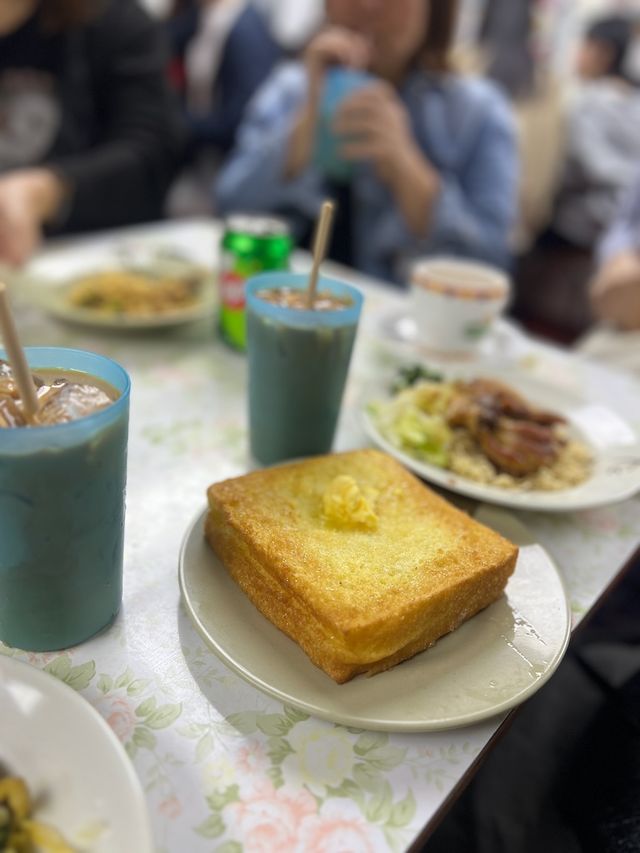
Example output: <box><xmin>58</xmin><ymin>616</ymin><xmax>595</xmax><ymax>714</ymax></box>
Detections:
<box><xmin>586</xmin><ymin>15</ymin><xmax>636</xmax><ymax>82</ymax></box>
<box><xmin>39</xmin><ymin>0</ymin><xmax>99</xmax><ymax>31</ymax></box>
<box><xmin>421</xmin><ymin>0</ymin><xmax>460</xmax><ymax>72</ymax></box>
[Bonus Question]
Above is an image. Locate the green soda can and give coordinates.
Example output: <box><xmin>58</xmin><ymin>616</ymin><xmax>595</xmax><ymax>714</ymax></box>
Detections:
<box><xmin>219</xmin><ymin>215</ymin><xmax>293</xmax><ymax>349</ymax></box>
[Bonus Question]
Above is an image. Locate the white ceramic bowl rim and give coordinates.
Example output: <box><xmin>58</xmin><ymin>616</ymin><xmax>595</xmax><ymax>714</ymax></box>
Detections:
<box><xmin>411</xmin><ymin>256</ymin><xmax>510</xmax><ymax>298</ymax></box>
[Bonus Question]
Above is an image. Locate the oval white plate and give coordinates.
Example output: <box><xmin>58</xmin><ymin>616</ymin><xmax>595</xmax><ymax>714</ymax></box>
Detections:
<box><xmin>22</xmin><ymin>240</ymin><xmax>217</xmax><ymax>331</ymax></box>
<box><xmin>361</xmin><ymin>365</ymin><xmax>640</xmax><ymax>512</ymax></box>
<box><xmin>179</xmin><ymin>505</ymin><xmax>571</xmax><ymax>732</ymax></box>
<box><xmin>30</xmin><ymin>271</ymin><xmax>217</xmax><ymax>331</ymax></box>
<box><xmin>0</xmin><ymin>656</ymin><xmax>154</xmax><ymax>852</ymax></box>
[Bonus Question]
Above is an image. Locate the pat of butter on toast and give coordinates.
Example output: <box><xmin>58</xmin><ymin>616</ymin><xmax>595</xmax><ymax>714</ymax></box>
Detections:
<box><xmin>205</xmin><ymin>449</ymin><xmax>518</xmax><ymax>683</ymax></box>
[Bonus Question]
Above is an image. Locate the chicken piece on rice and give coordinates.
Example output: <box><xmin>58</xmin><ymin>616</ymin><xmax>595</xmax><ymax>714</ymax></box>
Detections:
<box><xmin>446</xmin><ymin>379</ymin><xmax>566</xmax><ymax>476</ymax></box>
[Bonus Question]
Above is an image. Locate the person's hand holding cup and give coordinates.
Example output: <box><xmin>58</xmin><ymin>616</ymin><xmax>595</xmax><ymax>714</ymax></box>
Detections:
<box><xmin>284</xmin><ymin>27</ymin><xmax>371</xmax><ymax>180</ymax></box>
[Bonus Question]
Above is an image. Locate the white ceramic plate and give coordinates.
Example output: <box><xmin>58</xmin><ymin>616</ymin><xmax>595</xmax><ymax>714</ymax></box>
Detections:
<box><xmin>30</xmin><ymin>270</ymin><xmax>217</xmax><ymax>331</ymax></box>
<box><xmin>24</xmin><ymin>243</ymin><xmax>217</xmax><ymax>331</ymax></box>
<box><xmin>179</xmin><ymin>505</ymin><xmax>570</xmax><ymax>732</ymax></box>
<box><xmin>0</xmin><ymin>656</ymin><xmax>154</xmax><ymax>852</ymax></box>
<box><xmin>361</xmin><ymin>364</ymin><xmax>640</xmax><ymax>512</ymax></box>
<box><xmin>37</xmin><ymin>290</ymin><xmax>216</xmax><ymax>331</ymax></box>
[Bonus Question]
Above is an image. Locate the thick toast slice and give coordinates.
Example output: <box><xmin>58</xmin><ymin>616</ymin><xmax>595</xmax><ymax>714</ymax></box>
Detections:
<box><xmin>205</xmin><ymin>449</ymin><xmax>518</xmax><ymax>683</ymax></box>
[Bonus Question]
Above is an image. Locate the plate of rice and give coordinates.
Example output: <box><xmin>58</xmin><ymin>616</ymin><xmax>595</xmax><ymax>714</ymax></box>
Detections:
<box><xmin>362</xmin><ymin>363</ymin><xmax>640</xmax><ymax>511</ymax></box>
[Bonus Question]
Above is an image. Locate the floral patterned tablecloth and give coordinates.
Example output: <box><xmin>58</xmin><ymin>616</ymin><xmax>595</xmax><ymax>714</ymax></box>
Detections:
<box><xmin>2</xmin><ymin>220</ymin><xmax>639</xmax><ymax>853</ymax></box>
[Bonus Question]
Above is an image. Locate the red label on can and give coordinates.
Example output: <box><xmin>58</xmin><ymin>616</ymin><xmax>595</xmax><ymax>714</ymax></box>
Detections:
<box><xmin>220</xmin><ymin>271</ymin><xmax>246</xmax><ymax>310</ymax></box>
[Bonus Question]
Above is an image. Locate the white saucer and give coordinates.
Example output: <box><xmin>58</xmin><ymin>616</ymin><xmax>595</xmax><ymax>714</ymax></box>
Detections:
<box><xmin>379</xmin><ymin>312</ymin><xmax>522</xmax><ymax>362</ymax></box>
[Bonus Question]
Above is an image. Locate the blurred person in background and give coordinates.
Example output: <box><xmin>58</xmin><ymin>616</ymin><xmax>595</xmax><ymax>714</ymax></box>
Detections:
<box><xmin>167</xmin><ymin>0</ymin><xmax>281</xmax><ymax>157</ymax></box>
<box><xmin>0</xmin><ymin>0</ymin><xmax>183</xmax><ymax>267</ymax></box>
<box><xmin>591</xmin><ymin>173</ymin><xmax>640</xmax><ymax>331</ymax></box>
<box><xmin>166</xmin><ymin>0</ymin><xmax>281</xmax><ymax>214</ymax></box>
<box><xmin>510</xmin><ymin>12</ymin><xmax>640</xmax><ymax>343</ymax></box>
<box><xmin>552</xmin><ymin>14</ymin><xmax>640</xmax><ymax>249</ymax></box>
<box><xmin>215</xmin><ymin>0</ymin><xmax>518</xmax><ymax>284</ymax></box>
<box><xmin>477</xmin><ymin>0</ymin><xmax>535</xmax><ymax>99</ymax></box>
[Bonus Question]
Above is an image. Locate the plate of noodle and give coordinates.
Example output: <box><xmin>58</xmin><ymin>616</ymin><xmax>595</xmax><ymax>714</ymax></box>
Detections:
<box><xmin>31</xmin><ymin>254</ymin><xmax>217</xmax><ymax>330</ymax></box>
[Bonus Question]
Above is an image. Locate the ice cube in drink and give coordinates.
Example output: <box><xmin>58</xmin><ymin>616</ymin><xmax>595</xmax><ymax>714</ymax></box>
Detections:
<box><xmin>0</xmin><ymin>363</ymin><xmax>115</xmax><ymax>428</ymax></box>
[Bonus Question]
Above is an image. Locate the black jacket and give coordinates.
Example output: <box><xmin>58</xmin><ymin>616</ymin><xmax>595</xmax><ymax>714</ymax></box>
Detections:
<box><xmin>0</xmin><ymin>0</ymin><xmax>185</xmax><ymax>232</ymax></box>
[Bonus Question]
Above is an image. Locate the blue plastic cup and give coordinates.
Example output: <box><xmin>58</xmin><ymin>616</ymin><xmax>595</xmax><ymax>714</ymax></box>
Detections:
<box><xmin>0</xmin><ymin>347</ymin><xmax>130</xmax><ymax>651</ymax></box>
<box><xmin>247</xmin><ymin>272</ymin><xmax>363</xmax><ymax>465</ymax></box>
<box><xmin>314</xmin><ymin>66</ymin><xmax>374</xmax><ymax>182</ymax></box>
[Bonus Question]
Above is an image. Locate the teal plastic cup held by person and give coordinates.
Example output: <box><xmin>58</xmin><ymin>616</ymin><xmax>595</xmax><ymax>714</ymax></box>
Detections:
<box><xmin>0</xmin><ymin>347</ymin><xmax>130</xmax><ymax>651</ymax></box>
<box><xmin>314</xmin><ymin>66</ymin><xmax>374</xmax><ymax>182</ymax></box>
<box><xmin>246</xmin><ymin>272</ymin><xmax>363</xmax><ymax>466</ymax></box>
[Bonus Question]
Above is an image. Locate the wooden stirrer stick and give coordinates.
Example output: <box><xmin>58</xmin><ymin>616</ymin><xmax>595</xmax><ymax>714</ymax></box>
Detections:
<box><xmin>307</xmin><ymin>200</ymin><xmax>335</xmax><ymax>308</ymax></box>
<box><xmin>0</xmin><ymin>282</ymin><xmax>39</xmax><ymax>421</ymax></box>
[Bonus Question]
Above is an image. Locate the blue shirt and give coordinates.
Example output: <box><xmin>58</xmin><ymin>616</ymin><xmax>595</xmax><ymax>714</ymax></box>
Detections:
<box><xmin>214</xmin><ymin>63</ymin><xmax>519</xmax><ymax>284</ymax></box>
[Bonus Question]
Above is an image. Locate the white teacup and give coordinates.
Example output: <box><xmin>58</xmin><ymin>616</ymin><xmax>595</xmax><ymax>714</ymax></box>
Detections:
<box><xmin>410</xmin><ymin>257</ymin><xmax>510</xmax><ymax>353</ymax></box>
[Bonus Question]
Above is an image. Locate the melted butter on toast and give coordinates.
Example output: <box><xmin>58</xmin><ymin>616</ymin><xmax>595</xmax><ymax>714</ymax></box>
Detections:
<box><xmin>322</xmin><ymin>475</ymin><xmax>379</xmax><ymax>531</ymax></box>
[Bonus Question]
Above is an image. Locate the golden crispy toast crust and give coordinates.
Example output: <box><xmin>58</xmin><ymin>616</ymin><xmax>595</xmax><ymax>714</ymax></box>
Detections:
<box><xmin>205</xmin><ymin>450</ymin><xmax>518</xmax><ymax>683</ymax></box>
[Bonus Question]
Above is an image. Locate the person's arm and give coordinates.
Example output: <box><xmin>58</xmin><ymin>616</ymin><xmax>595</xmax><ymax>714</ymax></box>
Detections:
<box><xmin>213</xmin><ymin>64</ymin><xmax>324</xmax><ymax>218</ymax></box>
<box><xmin>348</xmin><ymin>83</ymin><xmax>518</xmax><ymax>271</ymax></box>
<box><xmin>49</xmin><ymin>0</ymin><xmax>185</xmax><ymax>232</ymax></box>
<box><xmin>421</xmin><ymin>93</ymin><xmax>518</xmax><ymax>268</ymax></box>
<box><xmin>283</xmin><ymin>27</ymin><xmax>370</xmax><ymax>180</ymax></box>
<box><xmin>591</xmin><ymin>251</ymin><xmax>640</xmax><ymax>330</ymax></box>
<box><xmin>335</xmin><ymin>81</ymin><xmax>442</xmax><ymax>237</ymax></box>
<box><xmin>598</xmin><ymin>175</ymin><xmax>640</xmax><ymax>263</ymax></box>
<box><xmin>214</xmin><ymin>27</ymin><xmax>370</xmax><ymax>214</ymax></box>
<box><xmin>0</xmin><ymin>169</ymin><xmax>67</xmax><ymax>266</ymax></box>
<box><xmin>590</xmin><ymin>176</ymin><xmax>640</xmax><ymax>329</ymax></box>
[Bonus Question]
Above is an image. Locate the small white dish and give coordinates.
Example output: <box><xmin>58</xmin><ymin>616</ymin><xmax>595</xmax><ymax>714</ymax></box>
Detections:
<box><xmin>179</xmin><ymin>506</ymin><xmax>570</xmax><ymax>732</ymax></box>
<box><xmin>0</xmin><ymin>656</ymin><xmax>154</xmax><ymax>852</ymax></box>
<box><xmin>361</xmin><ymin>362</ymin><xmax>640</xmax><ymax>511</ymax></box>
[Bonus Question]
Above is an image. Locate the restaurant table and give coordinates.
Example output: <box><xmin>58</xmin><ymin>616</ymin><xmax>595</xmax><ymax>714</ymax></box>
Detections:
<box><xmin>576</xmin><ymin>325</ymin><xmax>640</xmax><ymax>378</ymax></box>
<box><xmin>2</xmin><ymin>219</ymin><xmax>640</xmax><ymax>853</ymax></box>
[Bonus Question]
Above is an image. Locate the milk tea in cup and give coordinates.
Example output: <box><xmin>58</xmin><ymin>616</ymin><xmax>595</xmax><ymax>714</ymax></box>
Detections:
<box><xmin>246</xmin><ymin>273</ymin><xmax>363</xmax><ymax>465</ymax></box>
<box><xmin>0</xmin><ymin>347</ymin><xmax>130</xmax><ymax>651</ymax></box>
